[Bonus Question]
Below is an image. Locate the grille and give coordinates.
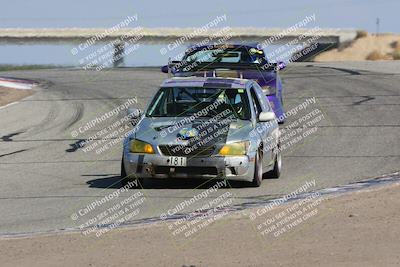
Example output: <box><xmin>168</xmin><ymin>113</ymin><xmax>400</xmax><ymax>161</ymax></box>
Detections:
<box><xmin>159</xmin><ymin>145</ymin><xmax>215</xmax><ymax>157</ymax></box>
<box><xmin>155</xmin><ymin>166</ymin><xmax>218</xmax><ymax>175</ymax></box>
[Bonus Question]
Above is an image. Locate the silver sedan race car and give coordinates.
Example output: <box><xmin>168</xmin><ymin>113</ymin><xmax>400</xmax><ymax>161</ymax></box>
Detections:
<box><xmin>121</xmin><ymin>76</ymin><xmax>282</xmax><ymax>187</ymax></box>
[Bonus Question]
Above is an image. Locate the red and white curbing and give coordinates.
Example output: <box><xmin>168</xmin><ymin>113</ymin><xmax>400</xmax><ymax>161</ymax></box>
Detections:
<box><xmin>0</xmin><ymin>77</ymin><xmax>37</xmax><ymax>90</ymax></box>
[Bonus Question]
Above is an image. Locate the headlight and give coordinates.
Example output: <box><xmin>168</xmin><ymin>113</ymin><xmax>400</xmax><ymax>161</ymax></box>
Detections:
<box><xmin>130</xmin><ymin>139</ymin><xmax>155</xmax><ymax>154</ymax></box>
<box><xmin>219</xmin><ymin>141</ymin><xmax>249</xmax><ymax>156</ymax></box>
<box><xmin>262</xmin><ymin>86</ymin><xmax>276</xmax><ymax>95</ymax></box>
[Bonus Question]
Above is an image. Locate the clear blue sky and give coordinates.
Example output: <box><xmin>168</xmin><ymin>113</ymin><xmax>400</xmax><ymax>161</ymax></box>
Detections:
<box><xmin>1</xmin><ymin>0</ymin><xmax>399</xmax><ymax>32</ymax></box>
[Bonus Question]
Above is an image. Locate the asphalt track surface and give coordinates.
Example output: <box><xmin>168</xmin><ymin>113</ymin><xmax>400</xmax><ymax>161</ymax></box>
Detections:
<box><xmin>0</xmin><ymin>62</ymin><xmax>399</xmax><ymax>235</ymax></box>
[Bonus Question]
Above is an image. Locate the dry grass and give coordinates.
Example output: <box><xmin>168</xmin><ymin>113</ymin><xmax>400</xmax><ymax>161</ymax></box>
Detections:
<box><xmin>389</xmin><ymin>41</ymin><xmax>400</xmax><ymax>59</ymax></box>
<box><xmin>315</xmin><ymin>34</ymin><xmax>400</xmax><ymax>61</ymax></box>
<box><xmin>390</xmin><ymin>41</ymin><xmax>400</xmax><ymax>49</ymax></box>
<box><xmin>0</xmin><ymin>87</ymin><xmax>33</xmax><ymax>107</ymax></box>
<box><xmin>392</xmin><ymin>51</ymin><xmax>400</xmax><ymax>60</ymax></box>
<box><xmin>356</xmin><ymin>30</ymin><xmax>368</xmax><ymax>39</ymax></box>
<box><xmin>366</xmin><ymin>50</ymin><xmax>387</xmax><ymax>60</ymax></box>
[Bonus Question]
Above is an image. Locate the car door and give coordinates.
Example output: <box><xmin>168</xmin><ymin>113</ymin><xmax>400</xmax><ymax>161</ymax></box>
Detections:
<box><xmin>251</xmin><ymin>82</ymin><xmax>277</xmax><ymax>166</ymax></box>
<box><xmin>249</xmin><ymin>83</ymin><xmax>266</xmax><ymax>152</ymax></box>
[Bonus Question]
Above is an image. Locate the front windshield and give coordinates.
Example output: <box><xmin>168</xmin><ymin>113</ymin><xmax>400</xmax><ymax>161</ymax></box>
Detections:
<box><xmin>146</xmin><ymin>87</ymin><xmax>251</xmax><ymax>120</ymax></box>
<box><xmin>183</xmin><ymin>46</ymin><xmax>266</xmax><ymax>64</ymax></box>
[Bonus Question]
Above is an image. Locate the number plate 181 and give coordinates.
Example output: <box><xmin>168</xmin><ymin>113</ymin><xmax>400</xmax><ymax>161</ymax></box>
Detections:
<box><xmin>167</xmin><ymin>156</ymin><xmax>187</xmax><ymax>167</ymax></box>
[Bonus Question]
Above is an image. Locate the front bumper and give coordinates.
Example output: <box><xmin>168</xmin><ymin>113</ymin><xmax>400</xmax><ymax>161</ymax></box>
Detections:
<box><xmin>123</xmin><ymin>152</ymin><xmax>255</xmax><ymax>182</ymax></box>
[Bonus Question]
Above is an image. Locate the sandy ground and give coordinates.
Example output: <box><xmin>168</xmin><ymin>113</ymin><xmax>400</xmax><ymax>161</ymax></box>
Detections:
<box><xmin>1</xmin><ymin>183</ymin><xmax>399</xmax><ymax>267</ymax></box>
<box><xmin>0</xmin><ymin>86</ymin><xmax>33</xmax><ymax>107</ymax></box>
<box><xmin>315</xmin><ymin>34</ymin><xmax>400</xmax><ymax>61</ymax></box>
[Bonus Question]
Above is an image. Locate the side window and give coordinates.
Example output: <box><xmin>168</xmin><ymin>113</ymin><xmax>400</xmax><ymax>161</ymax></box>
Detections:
<box><xmin>253</xmin><ymin>83</ymin><xmax>271</xmax><ymax>112</ymax></box>
<box><xmin>148</xmin><ymin>89</ymin><xmax>167</xmax><ymax>116</ymax></box>
<box><xmin>250</xmin><ymin>86</ymin><xmax>262</xmax><ymax>117</ymax></box>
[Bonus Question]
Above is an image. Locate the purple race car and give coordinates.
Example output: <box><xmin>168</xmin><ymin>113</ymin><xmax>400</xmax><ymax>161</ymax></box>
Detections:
<box><xmin>161</xmin><ymin>43</ymin><xmax>286</xmax><ymax>123</ymax></box>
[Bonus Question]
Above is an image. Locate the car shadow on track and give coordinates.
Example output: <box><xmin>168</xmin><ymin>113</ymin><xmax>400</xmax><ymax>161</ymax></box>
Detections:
<box><xmin>85</xmin><ymin>174</ymin><xmax>246</xmax><ymax>189</ymax></box>
<box><xmin>85</xmin><ymin>175</ymin><xmax>123</xmax><ymax>189</ymax></box>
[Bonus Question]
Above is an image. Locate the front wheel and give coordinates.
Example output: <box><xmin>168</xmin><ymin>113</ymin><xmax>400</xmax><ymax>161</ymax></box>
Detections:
<box><xmin>120</xmin><ymin>159</ymin><xmax>142</xmax><ymax>188</ymax></box>
<box><xmin>250</xmin><ymin>149</ymin><xmax>263</xmax><ymax>187</ymax></box>
<box><xmin>271</xmin><ymin>145</ymin><xmax>282</xmax><ymax>178</ymax></box>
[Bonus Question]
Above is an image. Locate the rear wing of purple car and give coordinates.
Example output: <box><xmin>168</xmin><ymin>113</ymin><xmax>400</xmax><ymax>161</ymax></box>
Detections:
<box><xmin>161</xmin><ymin>61</ymin><xmax>285</xmax><ymax>95</ymax></box>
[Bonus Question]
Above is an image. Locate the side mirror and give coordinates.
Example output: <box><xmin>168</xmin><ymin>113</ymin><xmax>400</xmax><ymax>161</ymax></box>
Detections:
<box><xmin>259</xmin><ymin>111</ymin><xmax>276</xmax><ymax>122</ymax></box>
<box><xmin>161</xmin><ymin>65</ymin><xmax>168</xmax><ymax>73</ymax></box>
<box><xmin>277</xmin><ymin>61</ymin><xmax>286</xmax><ymax>70</ymax></box>
<box><xmin>127</xmin><ymin>107</ymin><xmax>142</xmax><ymax>125</ymax></box>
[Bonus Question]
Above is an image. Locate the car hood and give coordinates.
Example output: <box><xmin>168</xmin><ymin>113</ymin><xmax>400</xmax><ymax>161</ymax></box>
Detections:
<box><xmin>133</xmin><ymin>117</ymin><xmax>253</xmax><ymax>146</ymax></box>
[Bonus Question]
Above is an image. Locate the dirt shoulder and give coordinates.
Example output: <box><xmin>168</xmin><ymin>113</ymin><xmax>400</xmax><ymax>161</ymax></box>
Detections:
<box><xmin>0</xmin><ymin>86</ymin><xmax>33</xmax><ymax>107</ymax></box>
<box><xmin>1</xmin><ymin>183</ymin><xmax>399</xmax><ymax>267</ymax></box>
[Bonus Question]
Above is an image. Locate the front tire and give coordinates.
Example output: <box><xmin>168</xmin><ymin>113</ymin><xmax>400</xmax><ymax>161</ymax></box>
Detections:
<box><xmin>271</xmin><ymin>145</ymin><xmax>282</xmax><ymax>178</ymax></box>
<box><xmin>250</xmin><ymin>149</ymin><xmax>263</xmax><ymax>187</ymax></box>
<box><xmin>120</xmin><ymin>159</ymin><xmax>142</xmax><ymax>188</ymax></box>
